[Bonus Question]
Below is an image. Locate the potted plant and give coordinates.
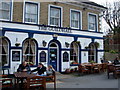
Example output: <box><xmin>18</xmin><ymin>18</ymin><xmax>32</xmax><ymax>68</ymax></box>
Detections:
<box><xmin>89</xmin><ymin>60</ymin><xmax>95</xmax><ymax>64</ymax></box>
<box><xmin>71</xmin><ymin>61</ymin><xmax>78</xmax><ymax>64</ymax></box>
<box><xmin>65</xmin><ymin>68</ymin><xmax>70</xmax><ymax>74</ymax></box>
<box><xmin>70</xmin><ymin>68</ymin><xmax>74</xmax><ymax>73</ymax></box>
<box><xmin>29</xmin><ymin>62</ymin><xmax>34</xmax><ymax>66</ymax></box>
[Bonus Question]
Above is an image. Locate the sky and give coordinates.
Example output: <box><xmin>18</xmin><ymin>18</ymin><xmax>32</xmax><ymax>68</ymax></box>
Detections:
<box><xmin>90</xmin><ymin>0</ymin><xmax>119</xmax><ymax>35</ymax></box>
<box><xmin>90</xmin><ymin>0</ymin><xmax>119</xmax><ymax>5</ymax></box>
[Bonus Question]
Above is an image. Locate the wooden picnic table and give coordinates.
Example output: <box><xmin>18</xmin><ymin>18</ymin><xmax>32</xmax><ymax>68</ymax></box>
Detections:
<box><xmin>14</xmin><ymin>72</ymin><xmax>36</xmax><ymax>88</ymax></box>
<box><xmin>14</xmin><ymin>72</ymin><xmax>56</xmax><ymax>89</ymax></box>
<box><xmin>82</xmin><ymin>63</ymin><xmax>99</xmax><ymax>73</ymax></box>
<box><xmin>114</xmin><ymin>64</ymin><xmax>120</xmax><ymax>78</ymax></box>
<box><xmin>107</xmin><ymin>64</ymin><xmax>120</xmax><ymax>79</ymax></box>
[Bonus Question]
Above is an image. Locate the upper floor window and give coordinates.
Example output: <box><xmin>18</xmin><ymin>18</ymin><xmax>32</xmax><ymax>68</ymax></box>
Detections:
<box><xmin>49</xmin><ymin>5</ymin><xmax>62</xmax><ymax>27</ymax></box>
<box><xmin>24</xmin><ymin>2</ymin><xmax>38</xmax><ymax>24</ymax></box>
<box><xmin>70</xmin><ymin>10</ymin><xmax>81</xmax><ymax>29</ymax></box>
<box><xmin>0</xmin><ymin>0</ymin><xmax>11</xmax><ymax>21</ymax></box>
<box><xmin>88</xmin><ymin>14</ymin><xmax>97</xmax><ymax>31</ymax></box>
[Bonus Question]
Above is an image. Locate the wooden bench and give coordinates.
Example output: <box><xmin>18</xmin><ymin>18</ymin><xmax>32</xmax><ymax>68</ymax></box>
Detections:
<box><xmin>46</xmin><ymin>71</ymin><xmax>56</xmax><ymax>90</ymax></box>
<box><xmin>26</xmin><ymin>76</ymin><xmax>46</xmax><ymax>90</ymax></box>
<box><xmin>114</xmin><ymin>65</ymin><xmax>120</xmax><ymax>79</ymax></box>
<box><xmin>0</xmin><ymin>75</ymin><xmax>13</xmax><ymax>89</ymax></box>
<box><xmin>107</xmin><ymin>64</ymin><xmax>115</xmax><ymax>79</ymax></box>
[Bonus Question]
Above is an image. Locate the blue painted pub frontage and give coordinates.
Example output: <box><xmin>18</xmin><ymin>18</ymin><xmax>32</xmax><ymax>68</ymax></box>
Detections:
<box><xmin>0</xmin><ymin>0</ymin><xmax>106</xmax><ymax>74</ymax></box>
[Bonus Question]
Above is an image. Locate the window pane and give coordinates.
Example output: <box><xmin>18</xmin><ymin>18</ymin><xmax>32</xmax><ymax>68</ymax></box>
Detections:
<box><xmin>54</xmin><ymin>18</ymin><xmax>59</xmax><ymax>26</ymax></box>
<box><xmin>2</xmin><ymin>2</ymin><xmax>10</xmax><ymax>10</ymax></box>
<box><xmin>2</xmin><ymin>11</ymin><xmax>10</xmax><ymax>19</ymax></box>
<box><xmin>50</xmin><ymin>17</ymin><xmax>54</xmax><ymax>25</ymax></box>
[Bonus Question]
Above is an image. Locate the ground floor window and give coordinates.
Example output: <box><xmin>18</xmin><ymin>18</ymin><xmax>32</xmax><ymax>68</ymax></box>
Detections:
<box><xmin>0</xmin><ymin>37</ymin><xmax>9</xmax><ymax>67</ymax></box>
<box><xmin>23</xmin><ymin>38</ymin><xmax>36</xmax><ymax>65</ymax></box>
<box><xmin>70</xmin><ymin>42</ymin><xmax>79</xmax><ymax>64</ymax></box>
<box><xmin>88</xmin><ymin>43</ymin><xmax>96</xmax><ymax>62</ymax></box>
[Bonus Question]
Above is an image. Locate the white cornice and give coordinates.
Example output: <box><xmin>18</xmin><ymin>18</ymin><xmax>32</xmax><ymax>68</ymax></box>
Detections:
<box><xmin>54</xmin><ymin>1</ymin><xmax>106</xmax><ymax>12</ymax></box>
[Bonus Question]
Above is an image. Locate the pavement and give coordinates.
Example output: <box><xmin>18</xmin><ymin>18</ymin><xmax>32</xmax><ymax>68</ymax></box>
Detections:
<box><xmin>46</xmin><ymin>72</ymin><xmax>119</xmax><ymax>89</ymax></box>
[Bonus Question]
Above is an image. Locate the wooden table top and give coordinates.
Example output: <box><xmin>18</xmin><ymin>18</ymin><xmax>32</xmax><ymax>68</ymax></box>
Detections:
<box><xmin>14</xmin><ymin>72</ymin><xmax>54</xmax><ymax>78</ymax></box>
<box><xmin>14</xmin><ymin>72</ymin><xmax>35</xmax><ymax>78</ymax></box>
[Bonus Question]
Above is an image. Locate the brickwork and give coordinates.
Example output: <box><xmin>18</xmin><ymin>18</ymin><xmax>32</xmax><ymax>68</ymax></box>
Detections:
<box><xmin>13</xmin><ymin>2</ymin><xmax>23</xmax><ymax>22</ymax></box>
<box><xmin>12</xmin><ymin>1</ymin><xmax>101</xmax><ymax>31</ymax></box>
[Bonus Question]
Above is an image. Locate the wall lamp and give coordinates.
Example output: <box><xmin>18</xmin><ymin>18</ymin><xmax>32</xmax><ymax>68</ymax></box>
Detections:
<box><xmin>65</xmin><ymin>42</ymin><xmax>69</xmax><ymax>48</ymax></box>
<box><xmin>15</xmin><ymin>37</ymin><xmax>20</xmax><ymax>47</ymax></box>
<box><xmin>42</xmin><ymin>40</ymin><xmax>47</xmax><ymax>47</ymax></box>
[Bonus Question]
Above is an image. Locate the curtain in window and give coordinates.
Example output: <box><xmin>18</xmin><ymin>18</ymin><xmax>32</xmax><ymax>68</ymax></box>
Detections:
<box><xmin>1</xmin><ymin>38</ymin><xmax>9</xmax><ymax>66</ymax></box>
<box><xmin>31</xmin><ymin>41</ymin><xmax>35</xmax><ymax>54</ymax></box>
<box><xmin>23</xmin><ymin>39</ymin><xmax>36</xmax><ymax>65</ymax></box>
<box><xmin>23</xmin><ymin>41</ymin><xmax>28</xmax><ymax>54</ymax></box>
<box><xmin>70</xmin><ymin>42</ymin><xmax>79</xmax><ymax>63</ymax></box>
<box><xmin>88</xmin><ymin>44</ymin><xmax>96</xmax><ymax>62</ymax></box>
<box><xmin>73</xmin><ymin>43</ymin><xmax>78</xmax><ymax>56</ymax></box>
<box><xmin>3</xmin><ymin>42</ymin><xmax>8</xmax><ymax>54</ymax></box>
<box><xmin>0</xmin><ymin>38</ymin><xmax>2</xmax><ymax>63</ymax></box>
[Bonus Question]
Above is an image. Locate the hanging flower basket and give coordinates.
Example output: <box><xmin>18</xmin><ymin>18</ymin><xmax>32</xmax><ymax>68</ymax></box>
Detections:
<box><xmin>94</xmin><ymin>42</ymin><xmax>100</xmax><ymax>48</ymax></box>
<box><xmin>85</xmin><ymin>46</ymin><xmax>89</xmax><ymax>49</ymax></box>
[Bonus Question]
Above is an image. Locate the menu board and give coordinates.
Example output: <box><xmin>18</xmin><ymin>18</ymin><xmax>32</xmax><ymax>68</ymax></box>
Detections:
<box><xmin>63</xmin><ymin>52</ymin><xmax>69</xmax><ymax>62</ymax></box>
<box><xmin>40</xmin><ymin>51</ymin><xmax>46</xmax><ymax>62</ymax></box>
<box><xmin>12</xmin><ymin>51</ymin><xmax>20</xmax><ymax>61</ymax></box>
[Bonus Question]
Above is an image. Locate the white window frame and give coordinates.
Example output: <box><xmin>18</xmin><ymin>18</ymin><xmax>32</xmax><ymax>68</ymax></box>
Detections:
<box><xmin>70</xmin><ymin>9</ymin><xmax>82</xmax><ymax>29</ymax></box>
<box><xmin>23</xmin><ymin>1</ymin><xmax>40</xmax><ymax>24</ymax></box>
<box><xmin>48</xmin><ymin>4</ymin><xmax>63</xmax><ymax>27</ymax></box>
<box><xmin>88</xmin><ymin>12</ymin><xmax>98</xmax><ymax>31</ymax></box>
<box><xmin>0</xmin><ymin>0</ymin><xmax>13</xmax><ymax>21</ymax></box>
